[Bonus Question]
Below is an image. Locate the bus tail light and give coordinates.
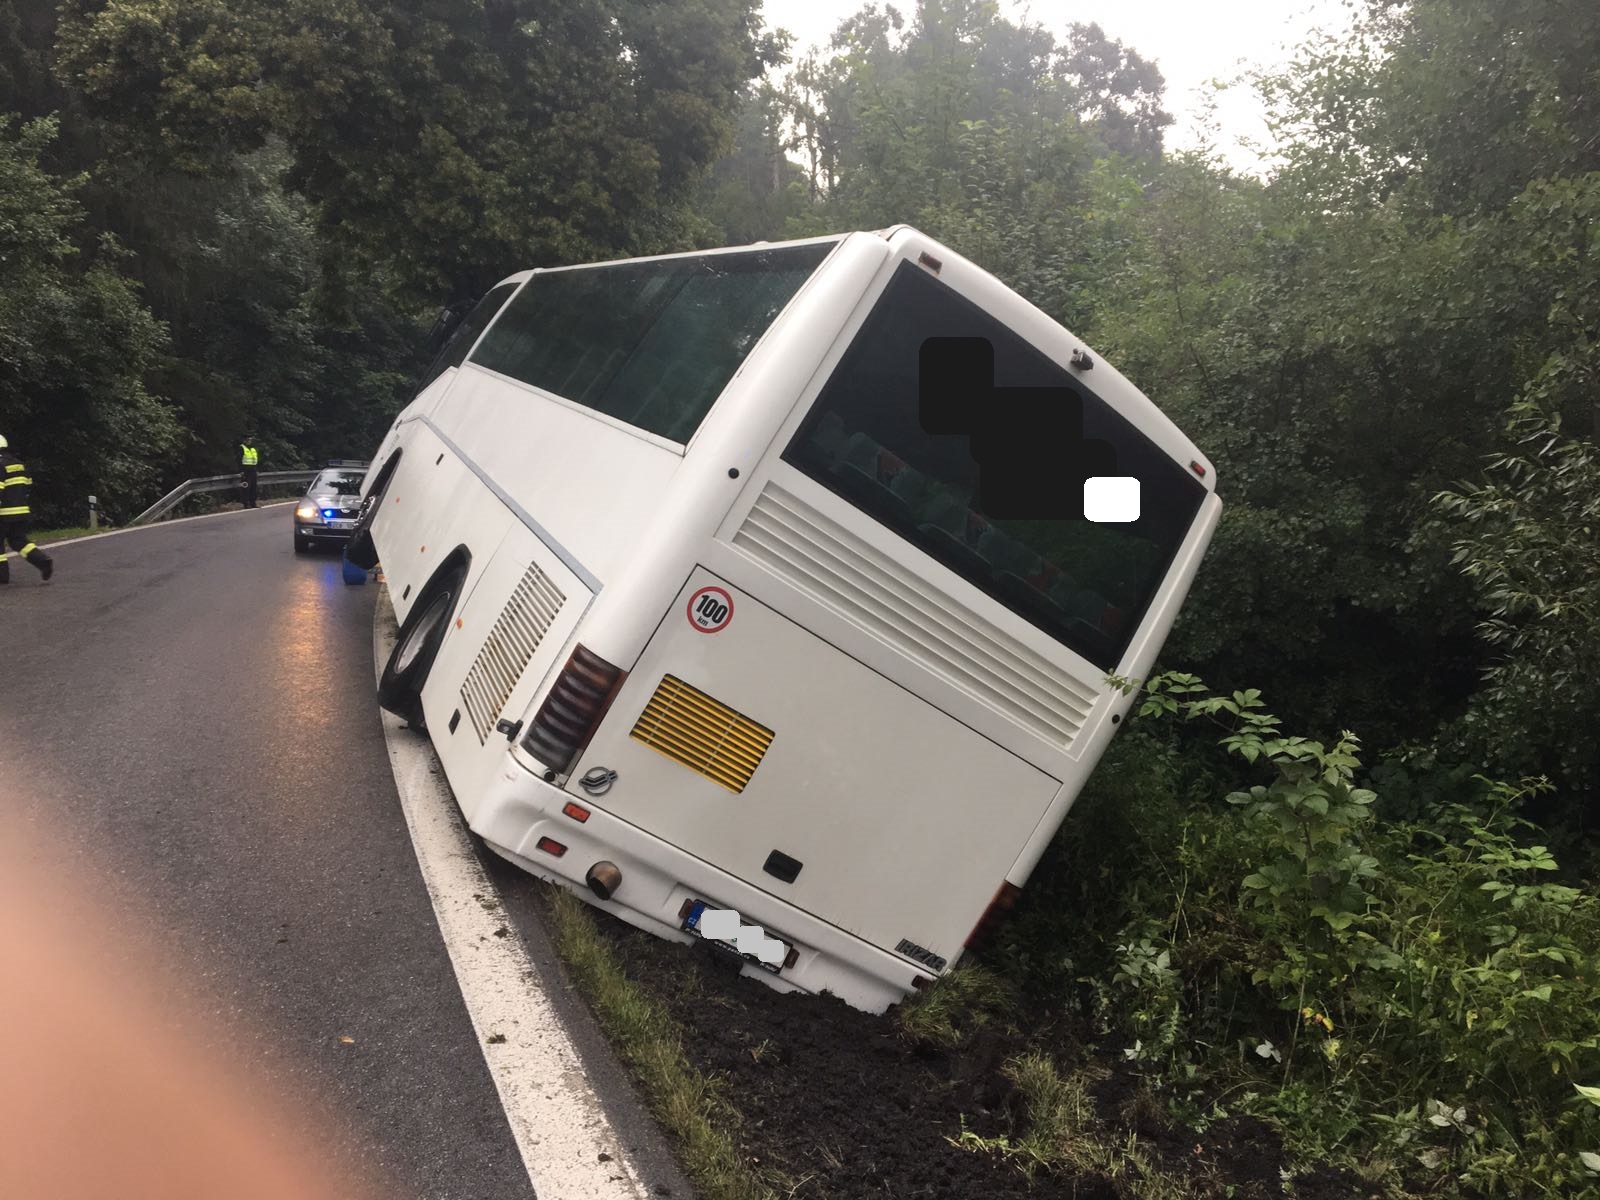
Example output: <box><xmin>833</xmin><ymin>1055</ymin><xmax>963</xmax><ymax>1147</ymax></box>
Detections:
<box><xmin>964</xmin><ymin>881</ymin><xmax>1023</xmax><ymax>950</ymax></box>
<box><xmin>536</xmin><ymin>836</ymin><xmax>567</xmax><ymax>857</ymax></box>
<box><xmin>522</xmin><ymin>645</ymin><xmax>626</xmax><ymax>775</ymax></box>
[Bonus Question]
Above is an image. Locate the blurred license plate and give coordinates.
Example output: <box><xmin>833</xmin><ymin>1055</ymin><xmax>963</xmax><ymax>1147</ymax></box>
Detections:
<box><xmin>680</xmin><ymin>899</ymin><xmax>789</xmax><ymax>974</ymax></box>
<box><xmin>329</xmin><ymin>519</ymin><xmax>355</xmax><ymax>529</ymax></box>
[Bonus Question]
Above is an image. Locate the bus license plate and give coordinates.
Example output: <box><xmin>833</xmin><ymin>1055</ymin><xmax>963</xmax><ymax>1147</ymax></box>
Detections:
<box><xmin>681</xmin><ymin>899</ymin><xmax>788</xmax><ymax>974</ymax></box>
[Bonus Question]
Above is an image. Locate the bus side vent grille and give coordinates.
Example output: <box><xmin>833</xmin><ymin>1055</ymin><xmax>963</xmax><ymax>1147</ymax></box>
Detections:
<box><xmin>630</xmin><ymin>676</ymin><xmax>774</xmax><ymax>794</ymax></box>
<box><xmin>732</xmin><ymin>483</ymin><xmax>1096</xmax><ymax>747</ymax></box>
<box><xmin>459</xmin><ymin>562</ymin><xmax>566</xmax><ymax>743</ymax></box>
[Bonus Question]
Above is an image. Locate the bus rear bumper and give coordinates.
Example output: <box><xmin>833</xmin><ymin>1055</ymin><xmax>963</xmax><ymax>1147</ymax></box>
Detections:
<box><xmin>468</xmin><ymin>761</ymin><xmax>929</xmax><ymax>1015</ymax></box>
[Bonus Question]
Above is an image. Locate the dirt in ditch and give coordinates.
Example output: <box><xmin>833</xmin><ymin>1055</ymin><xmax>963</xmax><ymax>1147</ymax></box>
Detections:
<box><xmin>575</xmin><ymin>912</ymin><xmax>1382</xmax><ymax>1200</ymax></box>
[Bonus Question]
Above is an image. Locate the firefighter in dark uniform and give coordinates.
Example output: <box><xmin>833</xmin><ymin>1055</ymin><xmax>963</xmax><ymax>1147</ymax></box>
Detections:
<box><xmin>240</xmin><ymin>435</ymin><xmax>260</xmax><ymax>509</ymax></box>
<box><xmin>0</xmin><ymin>434</ymin><xmax>54</xmax><ymax>584</ymax></box>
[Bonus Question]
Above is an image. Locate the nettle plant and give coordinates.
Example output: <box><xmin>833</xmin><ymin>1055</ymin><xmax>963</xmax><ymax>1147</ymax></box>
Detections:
<box><xmin>1122</xmin><ymin>671</ymin><xmax>1600</xmax><ymax>1191</ymax></box>
<box><xmin>1139</xmin><ymin>674</ymin><xmax>1385</xmax><ymax>977</ymax></box>
<box><xmin>1109</xmin><ymin>672</ymin><xmax>1392</xmax><ymax>1091</ymax></box>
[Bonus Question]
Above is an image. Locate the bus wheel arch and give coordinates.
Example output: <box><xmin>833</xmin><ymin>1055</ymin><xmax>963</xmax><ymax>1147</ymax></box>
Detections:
<box><xmin>346</xmin><ymin>449</ymin><xmax>403</xmax><ymax>569</ymax></box>
<box><xmin>377</xmin><ymin>546</ymin><xmax>471</xmax><ymax>728</ymax></box>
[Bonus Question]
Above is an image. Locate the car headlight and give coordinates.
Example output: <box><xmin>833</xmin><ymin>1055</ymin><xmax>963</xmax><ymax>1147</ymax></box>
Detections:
<box><xmin>295</xmin><ymin>502</ymin><xmax>320</xmax><ymax>520</ymax></box>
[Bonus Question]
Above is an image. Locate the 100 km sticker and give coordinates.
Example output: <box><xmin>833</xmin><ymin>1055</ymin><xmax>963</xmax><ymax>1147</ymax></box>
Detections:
<box><xmin>687</xmin><ymin>586</ymin><xmax>734</xmax><ymax>633</ymax></box>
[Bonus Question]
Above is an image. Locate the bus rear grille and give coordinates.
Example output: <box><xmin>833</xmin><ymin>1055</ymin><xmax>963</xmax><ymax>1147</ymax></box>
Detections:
<box><xmin>459</xmin><ymin>561</ymin><xmax>566</xmax><ymax>742</ymax></box>
<box><xmin>731</xmin><ymin>483</ymin><xmax>1096</xmax><ymax>747</ymax></box>
<box><xmin>630</xmin><ymin>676</ymin><xmax>774</xmax><ymax>793</ymax></box>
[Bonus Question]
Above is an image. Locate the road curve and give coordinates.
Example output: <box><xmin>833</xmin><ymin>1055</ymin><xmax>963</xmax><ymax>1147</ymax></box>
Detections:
<box><xmin>0</xmin><ymin>507</ymin><xmax>534</xmax><ymax>1199</ymax></box>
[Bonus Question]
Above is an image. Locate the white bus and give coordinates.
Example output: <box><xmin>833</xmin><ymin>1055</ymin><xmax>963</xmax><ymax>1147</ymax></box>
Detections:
<box><xmin>351</xmin><ymin>227</ymin><xmax>1220</xmax><ymax>1013</ymax></box>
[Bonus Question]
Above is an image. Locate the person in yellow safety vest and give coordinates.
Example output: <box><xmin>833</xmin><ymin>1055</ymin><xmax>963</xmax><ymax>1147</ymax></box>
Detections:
<box><xmin>0</xmin><ymin>433</ymin><xmax>54</xmax><ymax>585</ymax></box>
<box><xmin>240</xmin><ymin>435</ymin><xmax>260</xmax><ymax>509</ymax></box>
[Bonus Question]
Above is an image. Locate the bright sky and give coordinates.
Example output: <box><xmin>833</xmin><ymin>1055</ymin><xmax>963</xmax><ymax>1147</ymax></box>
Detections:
<box><xmin>757</xmin><ymin>0</ymin><xmax>1357</xmax><ymax>174</ymax></box>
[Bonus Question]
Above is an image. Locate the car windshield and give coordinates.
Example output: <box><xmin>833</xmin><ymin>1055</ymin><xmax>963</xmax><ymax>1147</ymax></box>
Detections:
<box><xmin>312</xmin><ymin>473</ymin><xmax>364</xmax><ymax>496</ymax></box>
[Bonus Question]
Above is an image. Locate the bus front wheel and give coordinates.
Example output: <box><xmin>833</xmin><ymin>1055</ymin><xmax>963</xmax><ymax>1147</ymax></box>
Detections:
<box><xmin>378</xmin><ymin>565</ymin><xmax>464</xmax><ymax>727</ymax></box>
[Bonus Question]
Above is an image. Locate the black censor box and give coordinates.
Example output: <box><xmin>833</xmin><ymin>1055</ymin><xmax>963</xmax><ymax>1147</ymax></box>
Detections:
<box><xmin>919</xmin><ymin>336</ymin><xmax>1137</xmax><ymax>523</ymax></box>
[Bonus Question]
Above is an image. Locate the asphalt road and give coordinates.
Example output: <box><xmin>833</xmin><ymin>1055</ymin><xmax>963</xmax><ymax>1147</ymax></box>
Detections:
<box><xmin>0</xmin><ymin>506</ymin><xmax>535</xmax><ymax>1198</ymax></box>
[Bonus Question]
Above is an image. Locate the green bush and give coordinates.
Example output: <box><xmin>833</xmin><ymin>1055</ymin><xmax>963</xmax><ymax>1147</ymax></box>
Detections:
<box><xmin>996</xmin><ymin>673</ymin><xmax>1600</xmax><ymax>1195</ymax></box>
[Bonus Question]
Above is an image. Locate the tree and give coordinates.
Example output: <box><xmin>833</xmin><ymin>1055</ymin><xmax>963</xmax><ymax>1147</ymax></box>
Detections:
<box><xmin>57</xmin><ymin>0</ymin><xmax>783</xmax><ymax>304</ymax></box>
<box><xmin>1056</xmin><ymin>21</ymin><xmax>1171</xmax><ymax>161</ymax></box>
<box><xmin>1434</xmin><ymin>400</ymin><xmax>1600</xmax><ymax>810</ymax></box>
<box><xmin>772</xmin><ymin>0</ymin><xmax>1159</xmax><ymax>328</ymax></box>
<box><xmin>1428</xmin><ymin>172</ymin><xmax>1600</xmax><ymax>807</ymax></box>
<box><xmin>698</xmin><ymin>80</ymin><xmax>810</xmax><ymax>244</ymax></box>
<box><xmin>1074</xmin><ymin>0</ymin><xmax>1600</xmax><ymax>748</ymax></box>
<box><xmin>0</xmin><ymin>116</ymin><xmax>178</xmax><ymax>523</ymax></box>
<box><xmin>1266</xmin><ymin>0</ymin><xmax>1600</xmax><ymax>217</ymax></box>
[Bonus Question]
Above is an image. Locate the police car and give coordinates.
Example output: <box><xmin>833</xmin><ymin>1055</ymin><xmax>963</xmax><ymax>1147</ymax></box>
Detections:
<box><xmin>292</xmin><ymin>461</ymin><xmax>370</xmax><ymax>553</ymax></box>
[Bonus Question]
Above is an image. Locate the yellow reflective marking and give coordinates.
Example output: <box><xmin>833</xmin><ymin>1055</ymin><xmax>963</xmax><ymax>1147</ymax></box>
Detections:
<box><xmin>629</xmin><ymin>675</ymin><xmax>774</xmax><ymax>793</ymax></box>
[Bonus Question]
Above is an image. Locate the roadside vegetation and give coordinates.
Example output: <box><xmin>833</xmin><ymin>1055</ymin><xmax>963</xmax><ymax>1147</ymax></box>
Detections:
<box><xmin>5</xmin><ymin>0</ymin><xmax>1597</xmax><ymax>1194</ymax></box>
<box><xmin>971</xmin><ymin>680</ymin><xmax>1600</xmax><ymax>1195</ymax></box>
<box><xmin>32</xmin><ymin>526</ymin><xmax>96</xmax><ymax>544</ymax></box>
<box><xmin>543</xmin><ymin>888</ymin><xmax>781</xmax><ymax>1200</ymax></box>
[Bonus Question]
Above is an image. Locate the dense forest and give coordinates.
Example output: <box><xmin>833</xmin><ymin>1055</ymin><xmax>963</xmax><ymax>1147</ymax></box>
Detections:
<box><xmin>3</xmin><ymin>0</ymin><xmax>1598</xmax><ymax>1191</ymax></box>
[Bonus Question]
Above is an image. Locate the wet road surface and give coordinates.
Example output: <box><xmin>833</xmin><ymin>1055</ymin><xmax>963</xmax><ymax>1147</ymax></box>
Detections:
<box><xmin>1</xmin><ymin>507</ymin><xmax>535</xmax><ymax>1198</ymax></box>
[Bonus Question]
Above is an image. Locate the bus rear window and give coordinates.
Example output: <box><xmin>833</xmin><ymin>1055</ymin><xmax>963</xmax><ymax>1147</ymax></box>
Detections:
<box><xmin>783</xmin><ymin>262</ymin><xmax>1206</xmax><ymax>670</ymax></box>
<box><xmin>470</xmin><ymin>242</ymin><xmax>835</xmax><ymax>443</ymax></box>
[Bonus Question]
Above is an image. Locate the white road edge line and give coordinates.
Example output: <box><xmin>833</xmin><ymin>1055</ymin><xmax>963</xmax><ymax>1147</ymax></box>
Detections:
<box><xmin>42</xmin><ymin>500</ymin><xmax>298</xmax><ymax>549</ymax></box>
<box><xmin>372</xmin><ymin>590</ymin><xmax>653</xmax><ymax>1200</ymax></box>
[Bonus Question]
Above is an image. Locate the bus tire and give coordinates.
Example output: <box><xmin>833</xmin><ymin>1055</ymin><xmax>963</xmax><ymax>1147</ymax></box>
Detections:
<box><xmin>378</xmin><ymin>564</ymin><xmax>465</xmax><ymax>725</ymax></box>
<box><xmin>346</xmin><ymin>457</ymin><xmax>398</xmax><ymax>569</ymax></box>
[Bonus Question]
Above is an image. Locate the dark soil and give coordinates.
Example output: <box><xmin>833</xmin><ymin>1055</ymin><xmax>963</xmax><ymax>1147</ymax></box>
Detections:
<box><xmin>568</xmin><ymin>907</ymin><xmax>1381</xmax><ymax>1200</ymax></box>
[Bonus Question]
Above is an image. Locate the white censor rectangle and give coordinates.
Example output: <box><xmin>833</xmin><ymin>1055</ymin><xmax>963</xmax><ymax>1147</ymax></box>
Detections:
<box><xmin>1084</xmin><ymin>476</ymin><xmax>1140</xmax><ymax>523</ymax></box>
<box><xmin>698</xmin><ymin>908</ymin><xmax>787</xmax><ymax>965</ymax></box>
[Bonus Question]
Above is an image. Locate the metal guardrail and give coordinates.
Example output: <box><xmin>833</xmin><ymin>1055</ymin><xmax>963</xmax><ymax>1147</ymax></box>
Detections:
<box><xmin>130</xmin><ymin>470</ymin><xmax>320</xmax><ymax>526</ymax></box>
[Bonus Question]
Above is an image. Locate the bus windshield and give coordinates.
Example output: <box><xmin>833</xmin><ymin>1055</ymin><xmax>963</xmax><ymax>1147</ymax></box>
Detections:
<box><xmin>784</xmin><ymin>261</ymin><xmax>1207</xmax><ymax>670</ymax></box>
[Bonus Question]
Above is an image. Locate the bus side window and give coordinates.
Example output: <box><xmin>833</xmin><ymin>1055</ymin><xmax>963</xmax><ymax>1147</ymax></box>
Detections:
<box><xmin>472</xmin><ymin>243</ymin><xmax>833</xmax><ymax>445</ymax></box>
<box><xmin>418</xmin><ymin>282</ymin><xmax>518</xmax><ymax>393</ymax></box>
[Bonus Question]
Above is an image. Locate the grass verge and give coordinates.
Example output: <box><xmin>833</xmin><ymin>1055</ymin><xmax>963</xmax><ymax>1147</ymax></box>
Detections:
<box><xmin>948</xmin><ymin>1051</ymin><xmax>1200</xmax><ymax>1199</ymax></box>
<box><xmin>894</xmin><ymin>962</ymin><xmax>1015</xmax><ymax>1049</ymax></box>
<box><xmin>33</xmin><ymin>526</ymin><xmax>98</xmax><ymax>543</ymax></box>
<box><xmin>543</xmin><ymin>886</ymin><xmax>784</xmax><ymax>1200</ymax></box>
